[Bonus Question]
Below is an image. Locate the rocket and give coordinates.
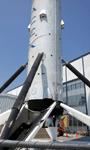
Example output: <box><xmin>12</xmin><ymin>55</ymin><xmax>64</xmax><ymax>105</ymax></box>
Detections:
<box><xmin>26</xmin><ymin>0</ymin><xmax>64</xmax><ymax>140</ymax></box>
<box><xmin>0</xmin><ymin>0</ymin><xmax>64</xmax><ymax>142</ymax></box>
<box><xmin>27</xmin><ymin>0</ymin><xmax>63</xmax><ymax>111</ymax></box>
<box><xmin>1</xmin><ymin>0</ymin><xmax>90</xmax><ymax>148</ymax></box>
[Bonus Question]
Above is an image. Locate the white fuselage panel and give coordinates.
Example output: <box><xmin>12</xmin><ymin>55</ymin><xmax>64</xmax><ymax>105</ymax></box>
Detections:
<box><xmin>27</xmin><ymin>0</ymin><xmax>62</xmax><ymax>101</ymax></box>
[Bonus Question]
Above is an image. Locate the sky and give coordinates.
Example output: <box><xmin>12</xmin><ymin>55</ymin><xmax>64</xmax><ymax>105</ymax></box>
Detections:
<box><xmin>0</xmin><ymin>0</ymin><xmax>90</xmax><ymax>92</ymax></box>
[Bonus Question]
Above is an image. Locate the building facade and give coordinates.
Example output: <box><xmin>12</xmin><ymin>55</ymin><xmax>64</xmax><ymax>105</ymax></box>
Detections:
<box><xmin>0</xmin><ymin>93</ymin><xmax>16</xmax><ymax>113</ymax></box>
<box><xmin>63</xmin><ymin>52</ymin><xmax>90</xmax><ymax>131</ymax></box>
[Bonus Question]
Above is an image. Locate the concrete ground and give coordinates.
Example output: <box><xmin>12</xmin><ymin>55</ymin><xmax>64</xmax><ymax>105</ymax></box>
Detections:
<box><xmin>21</xmin><ymin>134</ymin><xmax>90</xmax><ymax>149</ymax></box>
<box><xmin>29</xmin><ymin>135</ymin><xmax>90</xmax><ymax>150</ymax></box>
<box><xmin>57</xmin><ymin>133</ymin><xmax>83</xmax><ymax>142</ymax></box>
<box><xmin>33</xmin><ymin>133</ymin><xmax>83</xmax><ymax>142</ymax></box>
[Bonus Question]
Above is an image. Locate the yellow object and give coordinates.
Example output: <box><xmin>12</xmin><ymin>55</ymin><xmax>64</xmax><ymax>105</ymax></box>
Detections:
<box><xmin>22</xmin><ymin>65</ymin><xmax>26</xmax><ymax>68</ymax></box>
<box><xmin>61</xmin><ymin>115</ymin><xmax>69</xmax><ymax>128</ymax></box>
<box><xmin>65</xmin><ymin>62</ymin><xmax>69</xmax><ymax>65</ymax></box>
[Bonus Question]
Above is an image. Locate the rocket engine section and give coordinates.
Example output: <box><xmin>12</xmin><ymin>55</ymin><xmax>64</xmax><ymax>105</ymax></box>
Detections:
<box><xmin>27</xmin><ymin>0</ymin><xmax>63</xmax><ymax>112</ymax></box>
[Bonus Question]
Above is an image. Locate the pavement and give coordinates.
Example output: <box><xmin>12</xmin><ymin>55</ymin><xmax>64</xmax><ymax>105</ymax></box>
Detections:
<box><xmin>57</xmin><ymin>133</ymin><xmax>83</xmax><ymax>142</ymax></box>
<box><xmin>32</xmin><ymin>133</ymin><xmax>83</xmax><ymax>142</ymax></box>
<box><xmin>29</xmin><ymin>134</ymin><xmax>90</xmax><ymax>150</ymax></box>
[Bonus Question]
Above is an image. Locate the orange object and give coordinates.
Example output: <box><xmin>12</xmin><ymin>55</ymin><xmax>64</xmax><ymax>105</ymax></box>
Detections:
<box><xmin>66</xmin><ymin>134</ymin><xmax>68</xmax><ymax>137</ymax></box>
<box><xmin>76</xmin><ymin>133</ymin><xmax>78</xmax><ymax>137</ymax></box>
<box><xmin>61</xmin><ymin>120</ymin><xmax>65</xmax><ymax>126</ymax></box>
<box><xmin>58</xmin><ymin>127</ymin><xmax>63</xmax><ymax>136</ymax></box>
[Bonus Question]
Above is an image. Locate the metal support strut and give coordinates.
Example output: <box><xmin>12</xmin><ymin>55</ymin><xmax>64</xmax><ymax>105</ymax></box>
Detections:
<box><xmin>0</xmin><ymin>63</ymin><xmax>28</xmax><ymax>93</ymax></box>
<box><xmin>0</xmin><ymin>53</ymin><xmax>44</xmax><ymax>140</ymax></box>
<box><xmin>62</xmin><ymin>59</ymin><xmax>90</xmax><ymax>88</ymax></box>
<box><xmin>0</xmin><ymin>139</ymin><xmax>90</xmax><ymax>149</ymax></box>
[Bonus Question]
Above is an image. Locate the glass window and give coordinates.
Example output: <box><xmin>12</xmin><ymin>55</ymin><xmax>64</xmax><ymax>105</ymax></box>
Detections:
<box><xmin>76</xmin><ymin>94</ymin><xmax>86</xmax><ymax>106</ymax></box>
<box><xmin>78</xmin><ymin>120</ymin><xmax>82</xmax><ymax>126</ymax></box>
<box><xmin>81</xmin><ymin>82</ymin><xmax>84</xmax><ymax>88</ymax></box>
<box><xmin>72</xmin><ymin>95</ymin><xmax>77</xmax><ymax>106</ymax></box>
<box><xmin>69</xmin><ymin>120</ymin><xmax>72</xmax><ymax>126</ymax></box>
<box><xmin>63</xmin><ymin>87</ymin><xmax>66</xmax><ymax>92</ymax></box>
<box><xmin>68</xmin><ymin>96</ymin><xmax>72</xmax><ymax>106</ymax></box>
<box><xmin>71</xmin><ymin>84</ymin><xmax>75</xmax><ymax>90</ymax></box>
<box><xmin>63</xmin><ymin>97</ymin><xmax>66</xmax><ymax>103</ymax></box>
<box><xmin>76</xmin><ymin>83</ymin><xmax>80</xmax><ymax>89</ymax></box>
<box><xmin>76</xmin><ymin>95</ymin><xmax>81</xmax><ymax>106</ymax></box>
<box><xmin>80</xmin><ymin>94</ymin><xmax>86</xmax><ymax>106</ymax></box>
<box><xmin>73</xmin><ymin>118</ymin><xmax>77</xmax><ymax>126</ymax></box>
<box><xmin>67</xmin><ymin>85</ymin><xmax>71</xmax><ymax>91</ymax></box>
<box><xmin>71</xmin><ymin>96</ymin><xmax>73</xmax><ymax>106</ymax></box>
<box><xmin>69</xmin><ymin>115</ymin><xmax>72</xmax><ymax>120</ymax></box>
<box><xmin>63</xmin><ymin>88</ymin><xmax>64</xmax><ymax>92</ymax></box>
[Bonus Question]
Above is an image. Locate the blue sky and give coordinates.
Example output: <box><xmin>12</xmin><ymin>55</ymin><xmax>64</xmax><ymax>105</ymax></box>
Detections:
<box><xmin>0</xmin><ymin>0</ymin><xmax>90</xmax><ymax>92</ymax></box>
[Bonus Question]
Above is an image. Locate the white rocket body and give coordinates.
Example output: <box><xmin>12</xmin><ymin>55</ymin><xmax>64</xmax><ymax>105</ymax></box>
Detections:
<box><xmin>27</xmin><ymin>0</ymin><xmax>62</xmax><ymax>106</ymax></box>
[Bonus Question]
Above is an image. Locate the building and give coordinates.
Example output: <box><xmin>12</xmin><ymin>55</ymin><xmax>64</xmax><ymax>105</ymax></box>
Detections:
<box><xmin>63</xmin><ymin>52</ymin><xmax>90</xmax><ymax>131</ymax></box>
<box><xmin>0</xmin><ymin>52</ymin><xmax>90</xmax><ymax>132</ymax></box>
<box><xmin>0</xmin><ymin>93</ymin><xmax>16</xmax><ymax>113</ymax></box>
